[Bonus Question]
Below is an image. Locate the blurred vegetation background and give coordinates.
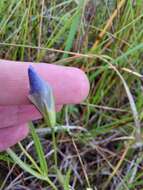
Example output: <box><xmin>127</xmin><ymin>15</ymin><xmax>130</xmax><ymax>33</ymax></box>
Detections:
<box><xmin>0</xmin><ymin>0</ymin><xmax>143</xmax><ymax>189</ymax></box>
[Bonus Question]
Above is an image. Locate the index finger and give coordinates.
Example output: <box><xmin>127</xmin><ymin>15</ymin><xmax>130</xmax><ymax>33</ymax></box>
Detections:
<box><xmin>0</xmin><ymin>60</ymin><xmax>89</xmax><ymax>106</ymax></box>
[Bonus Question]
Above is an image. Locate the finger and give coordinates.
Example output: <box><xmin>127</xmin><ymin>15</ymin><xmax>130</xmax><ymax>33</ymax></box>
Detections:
<box><xmin>0</xmin><ymin>104</ymin><xmax>63</xmax><ymax>129</ymax></box>
<box><xmin>0</xmin><ymin>123</ymin><xmax>28</xmax><ymax>152</ymax></box>
<box><xmin>0</xmin><ymin>60</ymin><xmax>89</xmax><ymax>106</ymax></box>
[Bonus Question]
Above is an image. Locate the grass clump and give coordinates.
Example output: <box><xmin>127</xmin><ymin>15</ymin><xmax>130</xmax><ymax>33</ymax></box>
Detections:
<box><xmin>1</xmin><ymin>0</ymin><xmax>143</xmax><ymax>189</ymax></box>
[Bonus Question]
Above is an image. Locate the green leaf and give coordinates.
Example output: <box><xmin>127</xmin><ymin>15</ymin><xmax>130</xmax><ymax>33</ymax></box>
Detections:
<box><xmin>7</xmin><ymin>148</ymin><xmax>47</xmax><ymax>181</ymax></box>
<box><xmin>63</xmin><ymin>0</ymin><xmax>84</xmax><ymax>58</ymax></box>
<box><xmin>57</xmin><ymin>168</ymin><xmax>71</xmax><ymax>190</ymax></box>
<box><xmin>29</xmin><ymin>122</ymin><xmax>48</xmax><ymax>176</ymax></box>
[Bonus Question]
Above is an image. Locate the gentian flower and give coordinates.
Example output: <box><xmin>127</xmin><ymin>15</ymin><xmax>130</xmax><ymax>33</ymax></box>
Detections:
<box><xmin>28</xmin><ymin>65</ymin><xmax>56</xmax><ymax>127</ymax></box>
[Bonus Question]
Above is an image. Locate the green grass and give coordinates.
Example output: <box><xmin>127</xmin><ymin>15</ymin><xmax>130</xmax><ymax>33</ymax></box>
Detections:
<box><xmin>1</xmin><ymin>0</ymin><xmax>143</xmax><ymax>189</ymax></box>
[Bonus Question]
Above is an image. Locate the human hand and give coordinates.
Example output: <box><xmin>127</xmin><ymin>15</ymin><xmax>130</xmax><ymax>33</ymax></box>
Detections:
<box><xmin>0</xmin><ymin>60</ymin><xmax>89</xmax><ymax>151</ymax></box>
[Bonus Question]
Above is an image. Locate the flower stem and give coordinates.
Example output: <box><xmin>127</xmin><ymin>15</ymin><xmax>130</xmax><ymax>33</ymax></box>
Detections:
<box><xmin>51</xmin><ymin>127</ymin><xmax>58</xmax><ymax>168</ymax></box>
<box><xmin>44</xmin><ymin>116</ymin><xmax>58</xmax><ymax>168</ymax></box>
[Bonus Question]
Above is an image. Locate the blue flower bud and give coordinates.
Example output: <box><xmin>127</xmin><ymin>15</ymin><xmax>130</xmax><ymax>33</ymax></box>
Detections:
<box><xmin>28</xmin><ymin>65</ymin><xmax>46</xmax><ymax>94</ymax></box>
<box><xmin>28</xmin><ymin>65</ymin><xmax>56</xmax><ymax>127</ymax></box>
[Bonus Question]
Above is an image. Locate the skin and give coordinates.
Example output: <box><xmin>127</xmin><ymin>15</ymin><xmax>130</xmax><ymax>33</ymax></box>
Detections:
<box><xmin>0</xmin><ymin>59</ymin><xmax>89</xmax><ymax>151</ymax></box>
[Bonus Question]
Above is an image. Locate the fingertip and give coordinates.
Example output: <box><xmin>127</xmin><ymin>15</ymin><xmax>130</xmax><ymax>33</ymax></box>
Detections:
<box><xmin>73</xmin><ymin>68</ymin><xmax>90</xmax><ymax>103</ymax></box>
<box><xmin>0</xmin><ymin>60</ymin><xmax>90</xmax><ymax>105</ymax></box>
<box><xmin>35</xmin><ymin>63</ymin><xmax>90</xmax><ymax>104</ymax></box>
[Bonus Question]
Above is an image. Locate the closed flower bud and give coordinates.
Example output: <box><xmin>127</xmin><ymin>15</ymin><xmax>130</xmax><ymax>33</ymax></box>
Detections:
<box><xmin>28</xmin><ymin>65</ymin><xmax>56</xmax><ymax>127</ymax></box>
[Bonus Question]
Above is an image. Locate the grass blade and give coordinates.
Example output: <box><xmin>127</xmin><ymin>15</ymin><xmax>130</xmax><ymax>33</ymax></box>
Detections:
<box><xmin>29</xmin><ymin>122</ymin><xmax>48</xmax><ymax>176</ymax></box>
